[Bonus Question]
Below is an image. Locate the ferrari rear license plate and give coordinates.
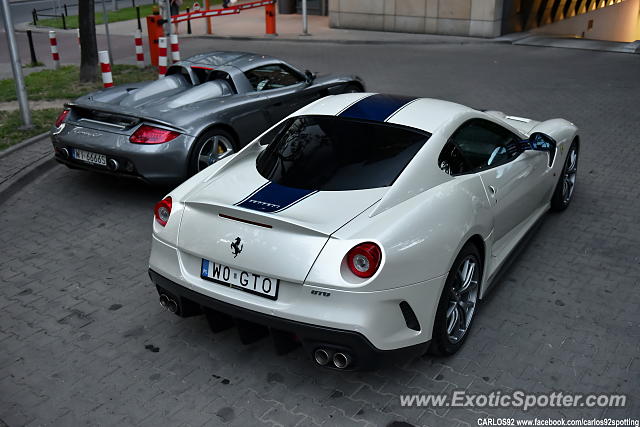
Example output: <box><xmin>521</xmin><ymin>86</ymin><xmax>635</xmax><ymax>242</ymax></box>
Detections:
<box><xmin>72</xmin><ymin>148</ymin><xmax>106</xmax><ymax>166</ymax></box>
<box><xmin>201</xmin><ymin>259</ymin><xmax>279</xmax><ymax>300</ymax></box>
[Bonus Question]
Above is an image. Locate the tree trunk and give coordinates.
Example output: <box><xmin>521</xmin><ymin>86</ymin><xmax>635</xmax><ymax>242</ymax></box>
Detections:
<box><xmin>79</xmin><ymin>0</ymin><xmax>99</xmax><ymax>82</ymax></box>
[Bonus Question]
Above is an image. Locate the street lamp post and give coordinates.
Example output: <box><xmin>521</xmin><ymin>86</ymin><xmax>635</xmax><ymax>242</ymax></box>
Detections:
<box><xmin>101</xmin><ymin>0</ymin><xmax>114</xmax><ymax>64</ymax></box>
<box><xmin>0</xmin><ymin>0</ymin><xmax>32</xmax><ymax>129</ymax></box>
<box><xmin>164</xmin><ymin>0</ymin><xmax>172</xmax><ymax>39</ymax></box>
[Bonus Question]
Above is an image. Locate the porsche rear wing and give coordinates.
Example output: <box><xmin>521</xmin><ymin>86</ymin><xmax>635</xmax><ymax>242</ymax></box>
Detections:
<box><xmin>65</xmin><ymin>101</ymin><xmax>187</xmax><ymax>133</ymax></box>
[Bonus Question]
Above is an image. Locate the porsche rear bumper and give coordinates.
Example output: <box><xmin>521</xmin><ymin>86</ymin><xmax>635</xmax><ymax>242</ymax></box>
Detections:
<box><xmin>149</xmin><ymin>269</ymin><xmax>430</xmax><ymax>370</ymax></box>
<box><xmin>50</xmin><ymin>125</ymin><xmax>194</xmax><ymax>184</ymax></box>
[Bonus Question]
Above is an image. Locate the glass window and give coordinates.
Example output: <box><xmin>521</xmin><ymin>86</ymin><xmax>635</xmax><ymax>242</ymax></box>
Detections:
<box><xmin>440</xmin><ymin>119</ymin><xmax>521</xmax><ymax>175</ymax></box>
<box><xmin>244</xmin><ymin>64</ymin><xmax>303</xmax><ymax>91</ymax></box>
<box><xmin>190</xmin><ymin>66</ymin><xmax>209</xmax><ymax>84</ymax></box>
<box><xmin>256</xmin><ymin>115</ymin><xmax>431</xmax><ymax>191</ymax></box>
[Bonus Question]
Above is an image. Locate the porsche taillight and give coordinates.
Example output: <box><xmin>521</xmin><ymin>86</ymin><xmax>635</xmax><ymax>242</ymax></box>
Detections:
<box><xmin>130</xmin><ymin>125</ymin><xmax>180</xmax><ymax>144</ymax></box>
<box><xmin>55</xmin><ymin>109</ymin><xmax>70</xmax><ymax>127</ymax></box>
<box><xmin>154</xmin><ymin>197</ymin><xmax>172</xmax><ymax>226</ymax></box>
<box><xmin>346</xmin><ymin>242</ymin><xmax>382</xmax><ymax>278</ymax></box>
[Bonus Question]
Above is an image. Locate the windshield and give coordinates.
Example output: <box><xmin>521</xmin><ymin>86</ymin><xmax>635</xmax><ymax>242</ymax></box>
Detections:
<box><xmin>256</xmin><ymin>115</ymin><xmax>431</xmax><ymax>191</ymax></box>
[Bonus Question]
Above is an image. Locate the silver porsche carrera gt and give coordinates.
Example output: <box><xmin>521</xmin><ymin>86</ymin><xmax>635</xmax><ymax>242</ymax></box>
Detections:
<box><xmin>50</xmin><ymin>51</ymin><xmax>364</xmax><ymax>184</ymax></box>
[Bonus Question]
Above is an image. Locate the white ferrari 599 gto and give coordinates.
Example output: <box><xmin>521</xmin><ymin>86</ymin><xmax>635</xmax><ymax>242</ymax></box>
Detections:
<box><xmin>148</xmin><ymin>93</ymin><xmax>579</xmax><ymax>370</ymax></box>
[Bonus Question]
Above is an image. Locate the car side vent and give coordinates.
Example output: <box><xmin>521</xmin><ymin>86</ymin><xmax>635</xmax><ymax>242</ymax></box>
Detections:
<box><xmin>399</xmin><ymin>301</ymin><xmax>421</xmax><ymax>331</ymax></box>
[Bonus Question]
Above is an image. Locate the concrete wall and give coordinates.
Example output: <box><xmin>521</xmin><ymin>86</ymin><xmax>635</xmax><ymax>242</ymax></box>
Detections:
<box><xmin>531</xmin><ymin>0</ymin><xmax>640</xmax><ymax>42</ymax></box>
<box><xmin>328</xmin><ymin>0</ymin><xmax>504</xmax><ymax>37</ymax></box>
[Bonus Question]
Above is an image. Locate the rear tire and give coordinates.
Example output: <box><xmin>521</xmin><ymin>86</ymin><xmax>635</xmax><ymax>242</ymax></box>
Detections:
<box><xmin>188</xmin><ymin>128</ymin><xmax>238</xmax><ymax>177</ymax></box>
<box><xmin>429</xmin><ymin>243</ymin><xmax>482</xmax><ymax>356</ymax></box>
<box><xmin>550</xmin><ymin>140</ymin><xmax>579</xmax><ymax>212</ymax></box>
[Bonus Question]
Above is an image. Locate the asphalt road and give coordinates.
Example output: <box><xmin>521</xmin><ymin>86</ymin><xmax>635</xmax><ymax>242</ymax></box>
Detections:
<box><xmin>1</xmin><ymin>39</ymin><xmax>639</xmax><ymax>426</ymax></box>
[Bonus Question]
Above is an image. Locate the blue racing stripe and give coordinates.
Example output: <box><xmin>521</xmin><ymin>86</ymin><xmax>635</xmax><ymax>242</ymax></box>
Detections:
<box><xmin>339</xmin><ymin>94</ymin><xmax>418</xmax><ymax>122</ymax></box>
<box><xmin>235</xmin><ymin>182</ymin><xmax>317</xmax><ymax>213</ymax></box>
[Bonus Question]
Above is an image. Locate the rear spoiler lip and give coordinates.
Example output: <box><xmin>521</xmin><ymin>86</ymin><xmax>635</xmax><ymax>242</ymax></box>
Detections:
<box><xmin>184</xmin><ymin>200</ymin><xmax>333</xmax><ymax>236</ymax></box>
<box><xmin>65</xmin><ymin>101</ymin><xmax>188</xmax><ymax>133</ymax></box>
<box><xmin>184</xmin><ymin>194</ymin><xmax>383</xmax><ymax>238</ymax></box>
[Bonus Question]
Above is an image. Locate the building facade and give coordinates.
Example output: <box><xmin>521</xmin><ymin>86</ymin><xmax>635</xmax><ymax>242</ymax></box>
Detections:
<box><xmin>328</xmin><ymin>0</ymin><xmax>640</xmax><ymax>42</ymax></box>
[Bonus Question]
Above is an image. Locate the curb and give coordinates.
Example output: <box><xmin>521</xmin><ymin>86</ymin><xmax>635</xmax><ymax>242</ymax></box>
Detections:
<box><xmin>17</xmin><ymin>20</ymin><xmax>639</xmax><ymax>52</ymax></box>
<box><xmin>0</xmin><ymin>158</ymin><xmax>57</xmax><ymax>206</ymax></box>
<box><xmin>16</xmin><ymin>23</ymin><xmax>78</xmax><ymax>34</ymax></box>
<box><xmin>0</xmin><ymin>132</ymin><xmax>49</xmax><ymax>160</ymax></box>
<box><xmin>0</xmin><ymin>133</ymin><xmax>55</xmax><ymax>205</ymax></box>
<box><xmin>186</xmin><ymin>34</ymin><xmax>494</xmax><ymax>46</ymax></box>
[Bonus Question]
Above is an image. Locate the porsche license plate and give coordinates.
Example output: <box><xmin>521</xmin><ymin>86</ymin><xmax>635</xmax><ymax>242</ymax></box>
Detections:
<box><xmin>201</xmin><ymin>259</ymin><xmax>279</xmax><ymax>300</ymax></box>
<box><xmin>72</xmin><ymin>148</ymin><xmax>107</xmax><ymax>166</ymax></box>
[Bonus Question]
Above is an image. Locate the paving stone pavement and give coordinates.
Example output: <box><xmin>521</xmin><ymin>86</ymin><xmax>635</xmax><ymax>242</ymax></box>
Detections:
<box><xmin>0</xmin><ymin>136</ymin><xmax>51</xmax><ymax>190</ymax></box>
<box><xmin>1</xmin><ymin>40</ymin><xmax>639</xmax><ymax>426</ymax></box>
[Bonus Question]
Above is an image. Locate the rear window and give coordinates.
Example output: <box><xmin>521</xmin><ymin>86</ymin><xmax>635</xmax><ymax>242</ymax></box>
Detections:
<box><xmin>256</xmin><ymin>115</ymin><xmax>430</xmax><ymax>191</ymax></box>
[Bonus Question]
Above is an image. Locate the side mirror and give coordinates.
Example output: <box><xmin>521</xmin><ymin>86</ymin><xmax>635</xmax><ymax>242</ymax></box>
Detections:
<box><xmin>304</xmin><ymin>70</ymin><xmax>315</xmax><ymax>84</ymax></box>
<box><xmin>526</xmin><ymin>132</ymin><xmax>556</xmax><ymax>166</ymax></box>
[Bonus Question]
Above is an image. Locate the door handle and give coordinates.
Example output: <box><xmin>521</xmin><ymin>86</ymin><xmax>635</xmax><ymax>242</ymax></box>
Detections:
<box><xmin>488</xmin><ymin>185</ymin><xmax>497</xmax><ymax>195</ymax></box>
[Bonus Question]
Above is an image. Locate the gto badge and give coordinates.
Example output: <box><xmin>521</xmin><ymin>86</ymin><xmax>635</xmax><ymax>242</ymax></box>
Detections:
<box><xmin>230</xmin><ymin>237</ymin><xmax>243</xmax><ymax>258</ymax></box>
<box><xmin>310</xmin><ymin>290</ymin><xmax>331</xmax><ymax>297</ymax></box>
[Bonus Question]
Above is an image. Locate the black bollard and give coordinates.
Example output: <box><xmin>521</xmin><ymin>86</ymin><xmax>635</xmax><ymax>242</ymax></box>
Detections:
<box><xmin>186</xmin><ymin>7</ymin><xmax>192</xmax><ymax>34</ymax></box>
<box><xmin>26</xmin><ymin>30</ymin><xmax>38</xmax><ymax>66</ymax></box>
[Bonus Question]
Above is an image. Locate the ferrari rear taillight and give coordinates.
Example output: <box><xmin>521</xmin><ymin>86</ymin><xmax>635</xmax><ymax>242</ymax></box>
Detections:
<box><xmin>154</xmin><ymin>197</ymin><xmax>172</xmax><ymax>226</ymax></box>
<box><xmin>55</xmin><ymin>109</ymin><xmax>70</xmax><ymax>127</ymax></box>
<box><xmin>130</xmin><ymin>125</ymin><xmax>180</xmax><ymax>144</ymax></box>
<box><xmin>346</xmin><ymin>242</ymin><xmax>382</xmax><ymax>278</ymax></box>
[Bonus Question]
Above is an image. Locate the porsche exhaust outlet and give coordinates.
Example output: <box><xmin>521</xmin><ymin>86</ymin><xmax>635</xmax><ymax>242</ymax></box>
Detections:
<box><xmin>314</xmin><ymin>349</ymin><xmax>331</xmax><ymax>366</ymax></box>
<box><xmin>60</xmin><ymin>148</ymin><xmax>70</xmax><ymax>159</ymax></box>
<box><xmin>333</xmin><ymin>352</ymin><xmax>351</xmax><ymax>369</ymax></box>
<box><xmin>107</xmin><ymin>159</ymin><xmax>119</xmax><ymax>171</ymax></box>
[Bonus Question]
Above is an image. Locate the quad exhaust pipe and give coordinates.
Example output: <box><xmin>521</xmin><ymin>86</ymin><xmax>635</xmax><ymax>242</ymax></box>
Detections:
<box><xmin>314</xmin><ymin>349</ymin><xmax>330</xmax><ymax>366</ymax></box>
<box><xmin>159</xmin><ymin>294</ymin><xmax>178</xmax><ymax>314</ymax></box>
<box><xmin>333</xmin><ymin>352</ymin><xmax>352</xmax><ymax>369</ymax></box>
<box><xmin>314</xmin><ymin>348</ymin><xmax>352</xmax><ymax>369</ymax></box>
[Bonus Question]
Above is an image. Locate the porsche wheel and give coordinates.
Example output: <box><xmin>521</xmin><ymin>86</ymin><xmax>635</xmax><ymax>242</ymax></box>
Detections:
<box><xmin>189</xmin><ymin>129</ymin><xmax>238</xmax><ymax>176</ymax></box>
<box><xmin>430</xmin><ymin>243</ymin><xmax>481</xmax><ymax>356</ymax></box>
<box><xmin>550</xmin><ymin>140</ymin><xmax>578</xmax><ymax>211</ymax></box>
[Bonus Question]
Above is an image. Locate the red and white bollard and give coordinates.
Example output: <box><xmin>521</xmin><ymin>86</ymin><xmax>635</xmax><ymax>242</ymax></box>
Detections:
<box><xmin>99</xmin><ymin>51</ymin><xmax>113</xmax><ymax>88</ymax></box>
<box><xmin>76</xmin><ymin>29</ymin><xmax>81</xmax><ymax>45</ymax></box>
<box><xmin>158</xmin><ymin>37</ymin><xmax>168</xmax><ymax>78</ymax></box>
<box><xmin>170</xmin><ymin>34</ymin><xmax>180</xmax><ymax>62</ymax></box>
<box><xmin>48</xmin><ymin>31</ymin><xmax>60</xmax><ymax>69</ymax></box>
<box><xmin>134</xmin><ymin>29</ymin><xmax>145</xmax><ymax>67</ymax></box>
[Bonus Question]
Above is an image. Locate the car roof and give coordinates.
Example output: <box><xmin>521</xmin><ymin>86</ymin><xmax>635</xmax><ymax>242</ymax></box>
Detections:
<box><xmin>183</xmin><ymin>51</ymin><xmax>279</xmax><ymax>71</ymax></box>
<box><xmin>294</xmin><ymin>93</ymin><xmax>476</xmax><ymax>134</ymax></box>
